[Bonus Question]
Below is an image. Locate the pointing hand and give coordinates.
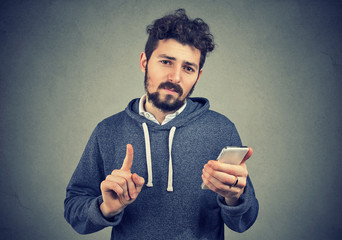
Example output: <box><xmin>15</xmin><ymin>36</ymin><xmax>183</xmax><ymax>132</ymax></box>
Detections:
<box><xmin>100</xmin><ymin>144</ymin><xmax>145</xmax><ymax>218</ymax></box>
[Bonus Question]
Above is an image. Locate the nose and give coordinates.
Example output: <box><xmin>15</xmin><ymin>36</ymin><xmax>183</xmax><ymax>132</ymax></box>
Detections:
<box><xmin>167</xmin><ymin>65</ymin><xmax>181</xmax><ymax>83</ymax></box>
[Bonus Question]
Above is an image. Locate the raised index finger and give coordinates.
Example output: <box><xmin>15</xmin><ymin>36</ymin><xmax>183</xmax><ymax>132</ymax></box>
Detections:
<box><xmin>121</xmin><ymin>144</ymin><xmax>134</xmax><ymax>171</ymax></box>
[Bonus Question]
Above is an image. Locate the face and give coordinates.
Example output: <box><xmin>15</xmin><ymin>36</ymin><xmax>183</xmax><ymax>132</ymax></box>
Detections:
<box><xmin>140</xmin><ymin>39</ymin><xmax>203</xmax><ymax>113</ymax></box>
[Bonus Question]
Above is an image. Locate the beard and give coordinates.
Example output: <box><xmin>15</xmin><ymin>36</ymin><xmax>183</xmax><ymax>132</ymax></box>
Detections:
<box><xmin>144</xmin><ymin>66</ymin><xmax>197</xmax><ymax>113</ymax></box>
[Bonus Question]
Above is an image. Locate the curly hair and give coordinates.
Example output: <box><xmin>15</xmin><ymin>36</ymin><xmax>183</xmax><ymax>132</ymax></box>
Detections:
<box><xmin>145</xmin><ymin>9</ymin><xmax>215</xmax><ymax>70</ymax></box>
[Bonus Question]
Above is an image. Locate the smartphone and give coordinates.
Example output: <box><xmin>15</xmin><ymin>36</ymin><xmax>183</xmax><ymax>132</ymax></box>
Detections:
<box><xmin>201</xmin><ymin>146</ymin><xmax>249</xmax><ymax>189</ymax></box>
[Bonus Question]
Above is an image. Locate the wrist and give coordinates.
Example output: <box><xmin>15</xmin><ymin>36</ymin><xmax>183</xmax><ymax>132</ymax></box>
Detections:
<box><xmin>225</xmin><ymin>197</ymin><xmax>239</xmax><ymax>206</ymax></box>
<box><xmin>100</xmin><ymin>202</ymin><xmax>123</xmax><ymax>219</ymax></box>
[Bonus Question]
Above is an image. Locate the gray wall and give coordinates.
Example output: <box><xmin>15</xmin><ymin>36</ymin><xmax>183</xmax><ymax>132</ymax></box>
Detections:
<box><xmin>1</xmin><ymin>0</ymin><xmax>341</xmax><ymax>239</ymax></box>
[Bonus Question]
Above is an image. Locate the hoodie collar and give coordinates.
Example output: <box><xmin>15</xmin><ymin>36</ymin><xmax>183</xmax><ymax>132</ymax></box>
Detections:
<box><xmin>126</xmin><ymin>97</ymin><xmax>210</xmax><ymax>129</ymax></box>
<box><xmin>138</xmin><ymin>94</ymin><xmax>187</xmax><ymax>125</ymax></box>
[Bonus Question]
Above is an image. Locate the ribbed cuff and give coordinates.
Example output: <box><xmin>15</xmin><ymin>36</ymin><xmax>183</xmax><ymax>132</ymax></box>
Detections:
<box><xmin>88</xmin><ymin>196</ymin><xmax>124</xmax><ymax>227</ymax></box>
<box><xmin>217</xmin><ymin>185</ymin><xmax>251</xmax><ymax>216</ymax></box>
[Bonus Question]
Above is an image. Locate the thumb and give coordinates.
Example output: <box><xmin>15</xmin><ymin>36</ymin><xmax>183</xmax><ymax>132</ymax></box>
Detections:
<box><xmin>121</xmin><ymin>144</ymin><xmax>134</xmax><ymax>171</ymax></box>
<box><xmin>241</xmin><ymin>147</ymin><xmax>253</xmax><ymax>165</ymax></box>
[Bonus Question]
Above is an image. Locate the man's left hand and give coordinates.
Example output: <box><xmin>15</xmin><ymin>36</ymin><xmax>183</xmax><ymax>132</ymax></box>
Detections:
<box><xmin>201</xmin><ymin>147</ymin><xmax>253</xmax><ymax>206</ymax></box>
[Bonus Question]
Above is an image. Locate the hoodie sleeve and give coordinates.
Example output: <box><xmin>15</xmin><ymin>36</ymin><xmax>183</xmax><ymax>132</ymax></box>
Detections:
<box><xmin>64</xmin><ymin>126</ymin><xmax>124</xmax><ymax>234</ymax></box>
<box><xmin>217</xmin><ymin>176</ymin><xmax>259</xmax><ymax>233</ymax></box>
<box><xmin>216</xmin><ymin>123</ymin><xmax>259</xmax><ymax>232</ymax></box>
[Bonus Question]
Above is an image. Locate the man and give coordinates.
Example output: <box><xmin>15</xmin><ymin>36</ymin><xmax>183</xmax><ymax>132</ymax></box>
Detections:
<box><xmin>64</xmin><ymin>9</ymin><xmax>258</xmax><ymax>239</ymax></box>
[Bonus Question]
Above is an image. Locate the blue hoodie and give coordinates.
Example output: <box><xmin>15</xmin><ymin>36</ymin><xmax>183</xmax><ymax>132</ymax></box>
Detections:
<box><xmin>64</xmin><ymin>97</ymin><xmax>259</xmax><ymax>239</ymax></box>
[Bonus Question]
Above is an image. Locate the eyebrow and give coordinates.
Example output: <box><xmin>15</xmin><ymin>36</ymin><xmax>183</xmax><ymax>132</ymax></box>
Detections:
<box><xmin>158</xmin><ymin>54</ymin><xmax>199</xmax><ymax>70</ymax></box>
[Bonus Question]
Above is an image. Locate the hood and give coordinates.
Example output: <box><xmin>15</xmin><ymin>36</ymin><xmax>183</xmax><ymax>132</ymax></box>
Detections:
<box><xmin>125</xmin><ymin>97</ymin><xmax>210</xmax><ymax>129</ymax></box>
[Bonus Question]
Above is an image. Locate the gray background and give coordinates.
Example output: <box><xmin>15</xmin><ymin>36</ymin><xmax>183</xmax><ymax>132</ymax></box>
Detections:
<box><xmin>1</xmin><ymin>0</ymin><xmax>341</xmax><ymax>239</ymax></box>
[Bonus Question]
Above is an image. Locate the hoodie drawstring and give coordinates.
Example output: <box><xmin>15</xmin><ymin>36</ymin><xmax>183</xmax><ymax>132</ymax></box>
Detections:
<box><xmin>142</xmin><ymin>123</ymin><xmax>153</xmax><ymax>187</ymax></box>
<box><xmin>142</xmin><ymin>122</ymin><xmax>176</xmax><ymax>192</ymax></box>
<box><xmin>167</xmin><ymin>126</ymin><xmax>176</xmax><ymax>192</ymax></box>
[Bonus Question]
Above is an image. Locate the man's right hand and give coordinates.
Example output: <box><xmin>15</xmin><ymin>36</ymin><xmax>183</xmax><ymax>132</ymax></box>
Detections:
<box><xmin>100</xmin><ymin>144</ymin><xmax>145</xmax><ymax>219</ymax></box>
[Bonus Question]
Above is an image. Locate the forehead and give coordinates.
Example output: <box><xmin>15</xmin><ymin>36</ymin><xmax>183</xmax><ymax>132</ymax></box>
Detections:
<box><xmin>151</xmin><ymin>39</ymin><xmax>201</xmax><ymax>65</ymax></box>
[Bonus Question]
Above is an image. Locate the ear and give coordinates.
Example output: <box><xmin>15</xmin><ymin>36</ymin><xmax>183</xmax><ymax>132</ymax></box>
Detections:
<box><xmin>191</xmin><ymin>69</ymin><xmax>203</xmax><ymax>90</ymax></box>
<box><xmin>196</xmin><ymin>69</ymin><xmax>203</xmax><ymax>83</ymax></box>
<box><xmin>140</xmin><ymin>52</ymin><xmax>147</xmax><ymax>73</ymax></box>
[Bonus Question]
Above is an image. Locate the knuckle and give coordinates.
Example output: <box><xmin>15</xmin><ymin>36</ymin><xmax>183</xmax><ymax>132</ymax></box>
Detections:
<box><xmin>118</xmin><ymin>178</ymin><xmax>126</xmax><ymax>186</ymax></box>
<box><xmin>231</xmin><ymin>188</ymin><xmax>240</xmax><ymax>194</ymax></box>
<box><xmin>211</xmin><ymin>185</ymin><xmax>218</xmax><ymax>192</ymax></box>
<box><xmin>126</xmin><ymin>172</ymin><xmax>133</xmax><ymax>179</ymax></box>
<box><xmin>114</xmin><ymin>184</ymin><xmax>123</xmax><ymax>195</ymax></box>
<box><xmin>203</xmin><ymin>172</ymin><xmax>210</xmax><ymax>181</ymax></box>
<box><xmin>204</xmin><ymin>166</ymin><xmax>212</xmax><ymax>175</ymax></box>
<box><xmin>240</xmin><ymin>179</ymin><xmax>247</xmax><ymax>188</ymax></box>
<box><xmin>222</xmin><ymin>176</ymin><xmax>231</xmax><ymax>184</ymax></box>
<box><xmin>216</xmin><ymin>183</ymin><xmax>225</xmax><ymax>191</ymax></box>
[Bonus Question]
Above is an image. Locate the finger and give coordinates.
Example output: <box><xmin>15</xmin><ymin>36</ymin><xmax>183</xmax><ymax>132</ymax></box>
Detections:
<box><xmin>101</xmin><ymin>179</ymin><xmax>124</xmax><ymax>197</ymax></box>
<box><xmin>203</xmin><ymin>166</ymin><xmax>245</xmax><ymax>187</ymax></box>
<box><xmin>202</xmin><ymin>171</ymin><xmax>244</xmax><ymax>195</ymax></box>
<box><xmin>207</xmin><ymin>161</ymin><xmax>248</xmax><ymax>177</ymax></box>
<box><xmin>132</xmin><ymin>173</ymin><xmax>145</xmax><ymax>197</ymax></box>
<box><xmin>241</xmin><ymin>147</ymin><xmax>253</xmax><ymax>164</ymax></box>
<box><xmin>132</xmin><ymin>173</ymin><xmax>145</xmax><ymax>189</ymax></box>
<box><xmin>109</xmin><ymin>171</ymin><xmax>143</xmax><ymax>200</ymax></box>
<box><xmin>105</xmin><ymin>175</ymin><xmax>130</xmax><ymax>201</ymax></box>
<box><xmin>109</xmin><ymin>170</ymin><xmax>135</xmax><ymax>200</ymax></box>
<box><xmin>126</xmin><ymin>176</ymin><xmax>138</xmax><ymax>200</ymax></box>
<box><xmin>121</xmin><ymin>144</ymin><xmax>134</xmax><ymax>171</ymax></box>
<box><xmin>202</xmin><ymin>171</ymin><xmax>230</xmax><ymax>192</ymax></box>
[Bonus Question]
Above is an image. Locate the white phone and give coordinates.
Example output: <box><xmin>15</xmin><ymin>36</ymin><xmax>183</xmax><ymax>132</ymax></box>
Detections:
<box><xmin>201</xmin><ymin>146</ymin><xmax>249</xmax><ymax>189</ymax></box>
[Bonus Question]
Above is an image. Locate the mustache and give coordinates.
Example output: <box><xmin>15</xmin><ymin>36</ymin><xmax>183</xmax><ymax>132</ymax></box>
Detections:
<box><xmin>158</xmin><ymin>82</ymin><xmax>183</xmax><ymax>95</ymax></box>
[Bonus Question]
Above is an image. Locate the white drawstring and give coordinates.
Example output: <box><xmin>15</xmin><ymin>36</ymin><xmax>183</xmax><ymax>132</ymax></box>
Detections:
<box><xmin>141</xmin><ymin>123</ymin><xmax>177</xmax><ymax>192</ymax></box>
<box><xmin>142</xmin><ymin>123</ymin><xmax>153</xmax><ymax>187</ymax></box>
<box><xmin>167</xmin><ymin>126</ymin><xmax>176</xmax><ymax>192</ymax></box>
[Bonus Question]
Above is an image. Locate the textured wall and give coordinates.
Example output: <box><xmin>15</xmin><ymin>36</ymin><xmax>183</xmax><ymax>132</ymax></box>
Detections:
<box><xmin>1</xmin><ymin>0</ymin><xmax>341</xmax><ymax>239</ymax></box>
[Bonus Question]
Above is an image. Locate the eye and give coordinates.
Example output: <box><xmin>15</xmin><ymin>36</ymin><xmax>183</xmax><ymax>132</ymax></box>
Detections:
<box><xmin>184</xmin><ymin>66</ymin><xmax>195</xmax><ymax>73</ymax></box>
<box><xmin>160</xmin><ymin>60</ymin><xmax>171</xmax><ymax>65</ymax></box>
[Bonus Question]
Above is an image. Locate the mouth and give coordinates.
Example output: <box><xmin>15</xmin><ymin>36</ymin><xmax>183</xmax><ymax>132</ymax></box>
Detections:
<box><xmin>163</xmin><ymin>88</ymin><xmax>178</xmax><ymax>94</ymax></box>
<box><xmin>158</xmin><ymin>82</ymin><xmax>183</xmax><ymax>96</ymax></box>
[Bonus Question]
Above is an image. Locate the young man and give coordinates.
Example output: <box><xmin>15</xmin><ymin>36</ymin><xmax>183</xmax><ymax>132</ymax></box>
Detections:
<box><xmin>64</xmin><ymin>9</ymin><xmax>258</xmax><ymax>239</ymax></box>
